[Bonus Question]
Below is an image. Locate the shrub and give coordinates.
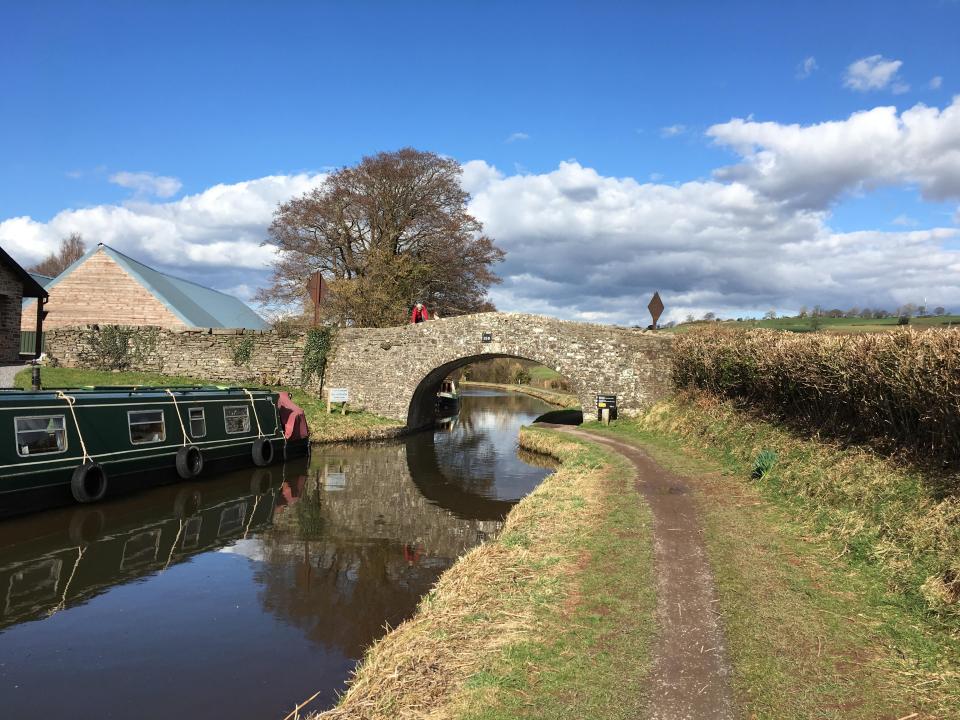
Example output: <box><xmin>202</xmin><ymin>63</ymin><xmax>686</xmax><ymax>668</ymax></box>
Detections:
<box><xmin>673</xmin><ymin>327</ymin><xmax>960</xmax><ymax>468</ymax></box>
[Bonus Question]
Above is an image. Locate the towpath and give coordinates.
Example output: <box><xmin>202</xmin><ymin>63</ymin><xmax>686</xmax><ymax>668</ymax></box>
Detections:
<box><xmin>544</xmin><ymin>425</ymin><xmax>734</xmax><ymax>720</ymax></box>
<box><xmin>0</xmin><ymin>363</ymin><xmax>28</xmax><ymax>388</ymax></box>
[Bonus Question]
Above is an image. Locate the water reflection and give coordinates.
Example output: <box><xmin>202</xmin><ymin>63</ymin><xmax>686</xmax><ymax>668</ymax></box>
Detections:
<box><xmin>0</xmin><ymin>388</ymin><xmax>553</xmax><ymax>719</ymax></box>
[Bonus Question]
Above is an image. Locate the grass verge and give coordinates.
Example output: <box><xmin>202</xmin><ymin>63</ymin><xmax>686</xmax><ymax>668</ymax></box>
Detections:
<box><xmin>589</xmin><ymin>393</ymin><xmax>960</xmax><ymax>719</ymax></box>
<box><xmin>14</xmin><ymin>366</ymin><xmax>403</xmax><ymax>444</ymax></box>
<box><xmin>311</xmin><ymin>427</ymin><xmax>655</xmax><ymax>719</ymax></box>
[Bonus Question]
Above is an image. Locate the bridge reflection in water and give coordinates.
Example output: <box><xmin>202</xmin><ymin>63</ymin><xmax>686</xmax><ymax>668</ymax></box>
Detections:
<box><xmin>0</xmin><ymin>388</ymin><xmax>553</xmax><ymax>719</ymax></box>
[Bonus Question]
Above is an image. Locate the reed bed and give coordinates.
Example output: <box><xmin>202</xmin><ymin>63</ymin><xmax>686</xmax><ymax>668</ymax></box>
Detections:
<box><xmin>672</xmin><ymin>327</ymin><xmax>960</xmax><ymax>469</ymax></box>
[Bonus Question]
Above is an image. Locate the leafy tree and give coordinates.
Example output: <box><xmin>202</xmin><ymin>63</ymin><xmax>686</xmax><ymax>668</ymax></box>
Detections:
<box><xmin>702</xmin><ymin>311</ymin><xmax>716</xmax><ymax>321</ymax></box>
<box><xmin>29</xmin><ymin>232</ymin><xmax>85</xmax><ymax>277</ymax></box>
<box><xmin>797</xmin><ymin>305</ymin><xmax>808</xmax><ymax>318</ymax></box>
<box><xmin>259</xmin><ymin>148</ymin><xmax>504</xmax><ymax>327</ymax></box>
<box><xmin>934</xmin><ymin>306</ymin><xmax>946</xmax><ymax>316</ymax></box>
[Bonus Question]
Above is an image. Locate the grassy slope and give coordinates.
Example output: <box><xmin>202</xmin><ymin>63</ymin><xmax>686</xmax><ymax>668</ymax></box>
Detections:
<box><xmin>314</xmin><ymin>429</ymin><xmax>656</xmax><ymax>719</ymax></box>
<box><xmin>668</xmin><ymin>314</ymin><xmax>960</xmax><ymax>334</ymax></box>
<box><xmin>591</xmin><ymin>398</ymin><xmax>960</xmax><ymax>719</ymax></box>
<box><xmin>14</xmin><ymin>366</ymin><xmax>402</xmax><ymax>443</ymax></box>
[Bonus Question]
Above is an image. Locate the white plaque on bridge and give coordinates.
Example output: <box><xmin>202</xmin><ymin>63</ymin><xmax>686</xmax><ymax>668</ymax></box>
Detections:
<box><xmin>328</xmin><ymin>388</ymin><xmax>349</xmax><ymax>402</ymax></box>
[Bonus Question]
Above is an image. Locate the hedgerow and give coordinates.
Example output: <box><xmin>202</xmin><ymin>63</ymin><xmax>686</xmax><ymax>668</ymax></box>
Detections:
<box><xmin>672</xmin><ymin>327</ymin><xmax>960</xmax><ymax>469</ymax></box>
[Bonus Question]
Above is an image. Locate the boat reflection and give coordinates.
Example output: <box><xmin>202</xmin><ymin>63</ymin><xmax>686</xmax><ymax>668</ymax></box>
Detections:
<box><xmin>0</xmin><ymin>463</ymin><xmax>293</xmax><ymax>631</ymax></box>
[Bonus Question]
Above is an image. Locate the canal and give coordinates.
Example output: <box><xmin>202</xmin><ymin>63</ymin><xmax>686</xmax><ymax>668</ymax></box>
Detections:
<box><xmin>0</xmin><ymin>388</ymin><xmax>555</xmax><ymax>719</ymax></box>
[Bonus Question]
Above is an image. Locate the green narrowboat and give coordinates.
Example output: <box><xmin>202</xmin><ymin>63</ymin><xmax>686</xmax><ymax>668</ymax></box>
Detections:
<box><xmin>0</xmin><ymin>386</ymin><xmax>310</xmax><ymax>515</ymax></box>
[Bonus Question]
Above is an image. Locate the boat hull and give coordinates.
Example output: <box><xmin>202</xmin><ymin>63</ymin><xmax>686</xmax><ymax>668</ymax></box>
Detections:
<box><xmin>0</xmin><ymin>387</ymin><xmax>311</xmax><ymax>518</ymax></box>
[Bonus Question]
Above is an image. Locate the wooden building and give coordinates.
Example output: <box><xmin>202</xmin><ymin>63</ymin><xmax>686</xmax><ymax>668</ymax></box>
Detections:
<box><xmin>0</xmin><ymin>246</ymin><xmax>48</xmax><ymax>362</ymax></box>
<box><xmin>20</xmin><ymin>243</ymin><xmax>267</xmax><ymax>332</ymax></box>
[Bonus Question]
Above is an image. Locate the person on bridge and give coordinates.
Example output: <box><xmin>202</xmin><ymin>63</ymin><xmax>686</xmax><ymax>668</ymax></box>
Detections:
<box><xmin>410</xmin><ymin>302</ymin><xmax>430</xmax><ymax>323</ymax></box>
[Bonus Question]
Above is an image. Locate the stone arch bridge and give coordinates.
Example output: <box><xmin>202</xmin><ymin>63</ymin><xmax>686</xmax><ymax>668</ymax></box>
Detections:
<box><xmin>324</xmin><ymin>312</ymin><xmax>674</xmax><ymax>429</ymax></box>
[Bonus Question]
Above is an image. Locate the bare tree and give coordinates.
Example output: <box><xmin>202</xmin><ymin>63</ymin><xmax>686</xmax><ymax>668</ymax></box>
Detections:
<box><xmin>763</xmin><ymin>309</ymin><xmax>777</xmax><ymax>320</ymax></box>
<box><xmin>258</xmin><ymin>148</ymin><xmax>504</xmax><ymax>327</ymax></box>
<box><xmin>29</xmin><ymin>232</ymin><xmax>86</xmax><ymax>277</ymax></box>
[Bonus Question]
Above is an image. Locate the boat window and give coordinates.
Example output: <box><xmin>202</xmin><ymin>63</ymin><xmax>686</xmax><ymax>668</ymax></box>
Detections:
<box><xmin>15</xmin><ymin>416</ymin><xmax>67</xmax><ymax>457</ymax></box>
<box><xmin>224</xmin><ymin>406</ymin><xmax>251</xmax><ymax>434</ymax></box>
<box><xmin>128</xmin><ymin>409</ymin><xmax>166</xmax><ymax>445</ymax></box>
<box><xmin>188</xmin><ymin>408</ymin><xmax>206</xmax><ymax>438</ymax></box>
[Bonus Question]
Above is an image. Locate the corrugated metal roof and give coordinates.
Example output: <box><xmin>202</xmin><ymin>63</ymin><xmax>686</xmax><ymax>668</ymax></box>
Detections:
<box><xmin>28</xmin><ymin>244</ymin><xmax>268</xmax><ymax>330</ymax></box>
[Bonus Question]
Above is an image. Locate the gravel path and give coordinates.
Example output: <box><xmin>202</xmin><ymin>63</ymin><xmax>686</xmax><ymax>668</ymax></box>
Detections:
<box><xmin>0</xmin><ymin>363</ymin><xmax>28</xmax><ymax>388</ymax></box>
<box><xmin>549</xmin><ymin>426</ymin><xmax>734</xmax><ymax>720</ymax></box>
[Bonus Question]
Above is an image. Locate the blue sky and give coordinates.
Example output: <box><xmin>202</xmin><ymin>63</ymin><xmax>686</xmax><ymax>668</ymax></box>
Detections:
<box><xmin>2</xmin><ymin>1</ymin><xmax>959</xmax><ymax>323</ymax></box>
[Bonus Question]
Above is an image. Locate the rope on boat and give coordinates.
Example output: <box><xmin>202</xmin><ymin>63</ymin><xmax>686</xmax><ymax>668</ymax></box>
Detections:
<box><xmin>56</xmin><ymin>391</ymin><xmax>91</xmax><ymax>463</ymax></box>
<box><xmin>164</xmin><ymin>389</ymin><xmax>189</xmax><ymax>446</ymax></box>
<box><xmin>243</xmin><ymin>388</ymin><xmax>265</xmax><ymax>438</ymax></box>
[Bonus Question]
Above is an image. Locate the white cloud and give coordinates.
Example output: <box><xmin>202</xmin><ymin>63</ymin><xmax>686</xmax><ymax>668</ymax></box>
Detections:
<box><xmin>109</xmin><ymin>171</ymin><xmax>183</xmax><ymax>198</ymax></box>
<box><xmin>930</xmin><ymin>75</ymin><xmax>943</xmax><ymax>90</ymax></box>
<box><xmin>1</xmin><ymin>173</ymin><xmax>324</xmax><ymax>298</ymax></box>
<box><xmin>796</xmin><ymin>56</ymin><xmax>818</xmax><ymax>79</ymax></box>
<box><xmin>708</xmin><ymin>97</ymin><xmax>960</xmax><ymax>209</ymax></box>
<box><xmin>505</xmin><ymin>132</ymin><xmax>530</xmax><ymax>143</ymax></box>
<box><xmin>660</xmin><ymin>124</ymin><xmax>686</xmax><ymax>138</ymax></box>
<box><xmin>466</xmin><ymin>159</ymin><xmax>960</xmax><ymax>324</ymax></box>
<box><xmin>891</xmin><ymin>214</ymin><xmax>919</xmax><ymax>227</ymax></box>
<box><xmin>5</xmin><ymin>100</ymin><xmax>960</xmax><ymax>325</ymax></box>
<box><xmin>843</xmin><ymin>55</ymin><xmax>906</xmax><ymax>92</ymax></box>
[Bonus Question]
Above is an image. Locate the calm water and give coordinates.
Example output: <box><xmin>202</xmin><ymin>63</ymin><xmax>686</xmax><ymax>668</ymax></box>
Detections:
<box><xmin>0</xmin><ymin>389</ymin><xmax>553</xmax><ymax>719</ymax></box>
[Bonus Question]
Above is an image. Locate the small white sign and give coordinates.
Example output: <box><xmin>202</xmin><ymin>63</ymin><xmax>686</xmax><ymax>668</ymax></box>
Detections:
<box><xmin>328</xmin><ymin>388</ymin><xmax>349</xmax><ymax>402</ymax></box>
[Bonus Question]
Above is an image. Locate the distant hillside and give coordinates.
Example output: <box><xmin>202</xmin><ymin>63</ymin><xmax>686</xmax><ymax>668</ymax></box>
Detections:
<box><xmin>667</xmin><ymin>314</ymin><xmax>960</xmax><ymax>334</ymax></box>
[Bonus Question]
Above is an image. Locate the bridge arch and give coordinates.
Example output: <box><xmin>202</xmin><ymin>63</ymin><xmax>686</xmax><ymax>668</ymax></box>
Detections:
<box><xmin>322</xmin><ymin>312</ymin><xmax>674</xmax><ymax>429</ymax></box>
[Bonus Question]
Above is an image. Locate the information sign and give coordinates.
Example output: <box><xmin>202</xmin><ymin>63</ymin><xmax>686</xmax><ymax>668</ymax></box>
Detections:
<box><xmin>328</xmin><ymin>388</ymin><xmax>349</xmax><ymax>403</ymax></box>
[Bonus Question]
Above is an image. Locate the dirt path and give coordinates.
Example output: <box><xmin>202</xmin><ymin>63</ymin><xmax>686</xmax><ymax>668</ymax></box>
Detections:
<box><xmin>545</xmin><ymin>425</ymin><xmax>733</xmax><ymax>720</ymax></box>
<box><xmin>0</xmin><ymin>363</ymin><xmax>28</xmax><ymax>388</ymax></box>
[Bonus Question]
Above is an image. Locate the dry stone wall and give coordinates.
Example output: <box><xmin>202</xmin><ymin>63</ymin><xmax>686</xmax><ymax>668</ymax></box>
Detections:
<box><xmin>44</xmin><ymin>325</ymin><xmax>305</xmax><ymax>386</ymax></box>
<box><xmin>325</xmin><ymin>312</ymin><xmax>674</xmax><ymax>427</ymax></box>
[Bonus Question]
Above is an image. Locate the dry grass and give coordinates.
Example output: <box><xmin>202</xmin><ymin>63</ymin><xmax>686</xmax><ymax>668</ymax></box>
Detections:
<box><xmin>673</xmin><ymin>326</ymin><xmax>960</xmax><ymax>467</ymax></box>
<box><xmin>308</xmin><ymin>431</ymin><xmax>626</xmax><ymax>719</ymax></box>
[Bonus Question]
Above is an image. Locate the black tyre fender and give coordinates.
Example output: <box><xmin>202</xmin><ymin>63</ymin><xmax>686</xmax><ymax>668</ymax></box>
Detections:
<box><xmin>251</xmin><ymin>438</ymin><xmax>274</xmax><ymax>467</ymax></box>
<box><xmin>175</xmin><ymin>445</ymin><xmax>204</xmax><ymax>480</ymax></box>
<box><xmin>71</xmin><ymin>462</ymin><xmax>108</xmax><ymax>504</ymax></box>
<box><xmin>250</xmin><ymin>469</ymin><xmax>272</xmax><ymax>495</ymax></box>
<box><xmin>68</xmin><ymin>507</ymin><xmax>106</xmax><ymax>545</ymax></box>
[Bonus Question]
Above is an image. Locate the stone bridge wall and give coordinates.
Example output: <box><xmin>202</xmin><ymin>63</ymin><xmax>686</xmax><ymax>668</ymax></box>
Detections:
<box><xmin>324</xmin><ymin>312</ymin><xmax>674</xmax><ymax>427</ymax></box>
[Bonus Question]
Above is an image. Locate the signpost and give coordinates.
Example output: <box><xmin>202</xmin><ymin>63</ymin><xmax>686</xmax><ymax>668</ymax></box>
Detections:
<box><xmin>327</xmin><ymin>387</ymin><xmax>349</xmax><ymax>415</ymax></box>
<box><xmin>307</xmin><ymin>271</ymin><xmax>327</xmax><ymax>326</ymax></box>
<box><xmin>647</xmin><ymin>291</ymin><xmax>664</xmax><ymax>329</ymax></box>
<box><xmin>596</xmin><ymin>394</ymin><xmax>618</xmax><ymax>423</ymax></box>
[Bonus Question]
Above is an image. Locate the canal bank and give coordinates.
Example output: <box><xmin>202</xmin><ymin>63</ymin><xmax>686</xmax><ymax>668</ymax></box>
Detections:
<box><xmin>460</xmin><ymin>380</ymin><xmax>579</xmax><ymax>409</ymax></box>
<box><xmin>310</xmin><ymin>426</ymin><xmax>658</xmax><ymax>719</ymax></box>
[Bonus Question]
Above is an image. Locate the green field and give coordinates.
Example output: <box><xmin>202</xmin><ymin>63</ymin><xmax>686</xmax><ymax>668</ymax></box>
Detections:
<box><xmin>669</xmin><ymin>314</ymin><xmax>960</xmax><ymax>334</ymax></box>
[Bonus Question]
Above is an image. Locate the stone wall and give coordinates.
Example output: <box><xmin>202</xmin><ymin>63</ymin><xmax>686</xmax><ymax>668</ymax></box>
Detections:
<box><xmin>0</xmin><ymin>264</ymin><xmax>25</xmax><ymax>363</ymax></box>
<box><xmin>44</xmin><ymin>325</ymin><xmax>306</xmax><ymax>386</ymax></box>
<box><xmin>324</xmin><ymin>312</ymin><xmax>675</xmax><ymax>427</ymax></box>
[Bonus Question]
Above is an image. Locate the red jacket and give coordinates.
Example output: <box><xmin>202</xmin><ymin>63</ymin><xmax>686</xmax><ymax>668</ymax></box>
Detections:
<box><xmin>411</xmin><ymin>306</ymin><xmax>429</xmax><ymax>323</ymax></box>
